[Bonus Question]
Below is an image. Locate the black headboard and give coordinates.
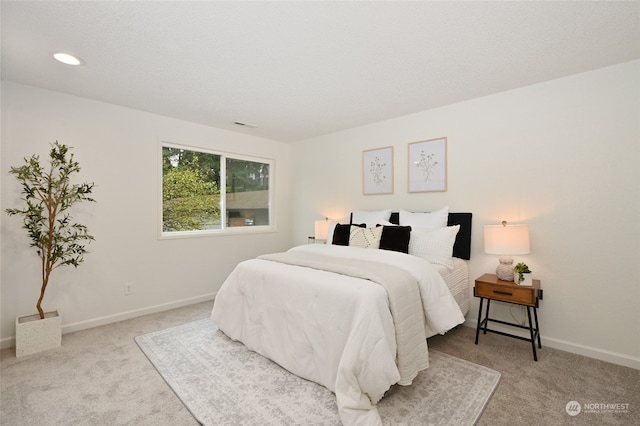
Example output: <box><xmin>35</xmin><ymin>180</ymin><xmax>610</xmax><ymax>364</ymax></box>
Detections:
<box><xmin>350</xmin><ymin>211</ymin><xmax>473</xmax><ymax>260</ymax></box>
<box><xmin>449</xmin><ymin>213</ymin><xmax>473</xmax><ymax>260</ymax></box>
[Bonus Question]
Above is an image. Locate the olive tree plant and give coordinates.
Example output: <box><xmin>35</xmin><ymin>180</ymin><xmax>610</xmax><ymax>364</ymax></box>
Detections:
<box><xmin>5</xmin><ymin>141</ymin><xmax>95</xmax><ymax>319</ymax></box>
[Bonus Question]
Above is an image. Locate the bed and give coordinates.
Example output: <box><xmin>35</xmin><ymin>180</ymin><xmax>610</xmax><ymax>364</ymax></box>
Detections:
<box><xmin>382</xmin><ymin>210</ymin><xmax>472</xmax><ymax>333</ymax></box>
<box><xmin>211</xmin><ymin>209</ymin><xmax>472</xmax><ymax>425</ymax></box>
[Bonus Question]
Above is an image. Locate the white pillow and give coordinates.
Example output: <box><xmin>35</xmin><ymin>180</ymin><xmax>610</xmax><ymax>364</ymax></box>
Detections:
<box><xmin>351</xmin><ymin>209</ymin><xmax>392</xmax><ymax>227</ymax></box>
<box><xmin>399</xmin><ymin>206</ymin><xmax>449</xmax><ymax>230</ymax></box>
<box><xmin>409</xmin><ymin>225</ymin><xmax>460</xmax><ymax>269</ymax></box>
<box><xmin>349</xmin><ymin>225</ymin><xmax>383</xmax><ymax>249</ymax></box>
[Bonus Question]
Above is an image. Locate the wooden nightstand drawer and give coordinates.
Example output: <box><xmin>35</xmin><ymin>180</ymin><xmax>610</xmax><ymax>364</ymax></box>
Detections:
<box><xmin>475</xmin><ymin>281</ymin><xmax>535</xmax><ymax>305</ymax></box>
<box><xmin>474</xmin><ymin>273</ymin><xmax>541</xmax><ymax>307</ymax></box>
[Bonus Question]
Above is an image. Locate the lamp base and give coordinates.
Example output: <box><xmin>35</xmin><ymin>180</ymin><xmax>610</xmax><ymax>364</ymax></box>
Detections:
<box><xmin>496</xmin><ymin>256</ymin><xmax>515</xmax><ymax>281</ymax></box>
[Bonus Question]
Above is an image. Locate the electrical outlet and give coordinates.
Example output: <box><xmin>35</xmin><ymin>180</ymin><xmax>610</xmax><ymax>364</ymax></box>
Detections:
<box><xmin>124</xmin><ymin>282</ymin><xmax>134</xmax><ymax>295</ymax></box>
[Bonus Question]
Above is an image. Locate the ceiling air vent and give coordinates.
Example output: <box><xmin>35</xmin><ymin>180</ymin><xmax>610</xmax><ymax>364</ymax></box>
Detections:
<box><xmin>233</xmin><ymin>121</ymin><xmax>257</xmax><ymax>128</ymax></box>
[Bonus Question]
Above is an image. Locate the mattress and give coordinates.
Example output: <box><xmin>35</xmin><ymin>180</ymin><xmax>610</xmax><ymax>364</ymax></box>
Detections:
<box><xmin>428</xmin><ymin>257</ymin><xmax>469</xmax><ymax>336</ymax></box>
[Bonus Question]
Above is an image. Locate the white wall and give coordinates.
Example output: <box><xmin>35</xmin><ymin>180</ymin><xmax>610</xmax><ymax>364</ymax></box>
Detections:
<box><xmin>0</xmin><ymin>82</ymin><xmax>291</xmax><ymax>346</ymax></box>
<box><xmin>290</xmin><ymin>60</ymin><xmax>640</xmax><ymax>368</ymax></box>
<box><xmin>2</xmin><ymin>61</ymin><xmax>638</xmax><ymax>368</ymax></box>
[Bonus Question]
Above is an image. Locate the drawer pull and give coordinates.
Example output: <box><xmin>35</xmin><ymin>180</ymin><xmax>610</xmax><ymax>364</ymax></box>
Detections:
<box><xmin>493</xmin><ymin>290</ymin><xmax>513</xmax><ymax>296</ymax></box>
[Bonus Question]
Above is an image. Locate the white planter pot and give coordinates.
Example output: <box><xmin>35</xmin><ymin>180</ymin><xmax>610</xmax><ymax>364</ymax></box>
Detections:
<box><xmin>15</xmin><ymin>310</ymin><xmax>61</xmax><ymax>357</ymax></box>
<box><xmin>515</xmin><ymin>273</ymin><xmax>533</xmax><ymax>286</ymax></box>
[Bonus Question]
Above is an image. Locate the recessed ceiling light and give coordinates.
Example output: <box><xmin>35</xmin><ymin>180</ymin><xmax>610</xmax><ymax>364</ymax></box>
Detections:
<box><xmin>52</xmin><ymin>52</ymin><xmax>84</xmax><ymax>66</ymax></box>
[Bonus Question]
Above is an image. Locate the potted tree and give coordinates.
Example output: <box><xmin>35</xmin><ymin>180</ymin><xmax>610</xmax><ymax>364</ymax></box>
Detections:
<box><xmin>5</xmin><ymin>141</ymin><xmax>95</xmax><ymax>357</ymax></box>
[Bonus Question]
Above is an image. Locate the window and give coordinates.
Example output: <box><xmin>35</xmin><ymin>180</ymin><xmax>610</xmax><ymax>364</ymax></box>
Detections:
<box><xmin>161</xmin><ymin>143</ymin><xmax>273</xmax><ymax>237</ymax></box>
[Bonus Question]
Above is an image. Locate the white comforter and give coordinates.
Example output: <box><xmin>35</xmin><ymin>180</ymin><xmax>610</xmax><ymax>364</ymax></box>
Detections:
<box><xmin>211</xmin><ymin>244</ymin><xmax>465</xmax><ymax>425</ymax></box>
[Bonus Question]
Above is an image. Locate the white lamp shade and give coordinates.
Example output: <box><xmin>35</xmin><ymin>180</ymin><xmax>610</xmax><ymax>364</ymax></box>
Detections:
<box><xmin>484</xmin><ymin>224</ymin><xmax>530</xmax><ymax>255</ymax></box>
<box><xmin>314</xmin><ymin>219</ymin><xmax>329</xmax><ymax>241</ymax></box>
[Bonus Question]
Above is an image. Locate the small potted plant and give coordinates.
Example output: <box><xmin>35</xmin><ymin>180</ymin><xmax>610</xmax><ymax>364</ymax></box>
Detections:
<box><xmin>513</xmin><ymin>262</ymin><xmax>532</xmax><ymax>286</ymax></box>
<box><xmin>5</xmin><ymin>141</ymin><xmax>95</xmax><ymax>357</ymax></box>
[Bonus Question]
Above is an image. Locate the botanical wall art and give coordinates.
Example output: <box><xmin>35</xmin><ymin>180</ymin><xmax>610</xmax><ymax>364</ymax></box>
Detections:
<box><xmin>408</xmin><ymin>137</ymin><xmax>447</xmax><ymax>192</ymax></box>
<box><xmin>363</xmin><ymin>146</ymin><xmax>393</xmax><ymax>195</ymax></box>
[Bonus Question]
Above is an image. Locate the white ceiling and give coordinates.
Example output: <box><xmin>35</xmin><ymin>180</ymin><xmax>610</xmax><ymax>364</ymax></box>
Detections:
<box><xmin>2</xmin><ymin>1</ymin><xmax>639</xmax><ymax>143</ymax></box>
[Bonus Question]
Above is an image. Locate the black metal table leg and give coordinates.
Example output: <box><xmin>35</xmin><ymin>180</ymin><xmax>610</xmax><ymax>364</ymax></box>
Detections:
<box><xmin>527</xmin><ymin>306</ymin><xmax>538</xmax><ymax>361</ymax></box>
<box><xmin>533</xmin><ymin>307</ymin><xmax>542</xmax><ymax>348</ymax></box>
<box><xmin>483</xmin><ymin>299</ymin><xmax>491</xmax><ymax>335</ymax></box>
<box><xmin>475</xmin><ymin>297</ymin><xmax>484</xmax><ymax>344</ymax></box>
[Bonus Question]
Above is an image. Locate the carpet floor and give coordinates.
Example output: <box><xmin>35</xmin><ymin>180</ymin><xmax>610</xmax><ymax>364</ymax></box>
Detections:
<box><xmin>1</xmin><ymin>301</ymin><xmax>639</xmax><ymax>425</ymax></box>
<box><xmin>135</xmin><ymin>319</ymin><xmax>500</xmax><ymax>425</ymax></box>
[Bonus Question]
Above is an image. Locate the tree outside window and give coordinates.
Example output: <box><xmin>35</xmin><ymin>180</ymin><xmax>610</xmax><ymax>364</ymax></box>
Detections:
<box><xmin>161</xmin><ymin>144</ymin><xmax>272</xmax><ymax>235</ymax></box>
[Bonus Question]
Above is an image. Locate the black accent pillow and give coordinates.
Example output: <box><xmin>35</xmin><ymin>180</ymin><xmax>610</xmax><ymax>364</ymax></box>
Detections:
<box><xmin>378</xmin><ymin>225</ymin><xmax>412</xmax><ymax>253</ymax></box>
<box><xmin>332</xmin><ymin>223</ymin><xmax>365</xmax><ymax>246</ymax></box>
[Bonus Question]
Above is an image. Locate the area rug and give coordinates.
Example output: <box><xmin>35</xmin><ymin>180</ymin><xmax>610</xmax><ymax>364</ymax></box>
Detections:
<box><xmin>135</xmin><ymin>319</ymin><xmax>500</xmax><ymax>425</ymax></box>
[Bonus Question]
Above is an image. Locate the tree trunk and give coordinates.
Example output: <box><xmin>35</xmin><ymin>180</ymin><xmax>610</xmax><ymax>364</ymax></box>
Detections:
<box><xmin>37</xmin><ymin>253</ymin><xmax>52</xmax><ymax>320</ymax></box>
<box><xmin>36</xmin><ymin>284</ymin><xmax>46</xmax><ymax>320</ymax></box>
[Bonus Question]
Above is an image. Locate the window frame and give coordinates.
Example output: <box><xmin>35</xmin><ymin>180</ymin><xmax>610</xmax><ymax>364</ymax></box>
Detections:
<box><xmin>159</xmin><ymin>141</ymin><xmax>276</xmax><ymax>239</ymax></box>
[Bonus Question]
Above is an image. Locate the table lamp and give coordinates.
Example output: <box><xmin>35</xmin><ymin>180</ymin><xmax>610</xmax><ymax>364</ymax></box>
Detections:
<box><xmin>314</xmin><ymin>218</ymin><xmax>329</xmax><ymax>243</ymax></box>
<box><xmin>484</xmin><ymin>221</ymin><xmax>530</xmax><ymax>281</ymax></box>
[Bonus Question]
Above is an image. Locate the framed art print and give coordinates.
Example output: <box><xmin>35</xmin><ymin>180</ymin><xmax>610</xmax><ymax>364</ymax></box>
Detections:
<box><xmin>363</xmin><ymin>146</ymin><xmax>393</xmax><ymax>195</ymax></box>
<box><xmin>408</xmin><ymin>137</ymin><xmax>447</xmax><ymax>192</ymax></box>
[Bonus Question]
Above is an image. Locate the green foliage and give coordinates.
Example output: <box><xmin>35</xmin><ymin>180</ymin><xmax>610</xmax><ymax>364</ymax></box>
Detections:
<box><xmin>226</xmin><ymin>158</ymin><xmax>269</xmax><ymax>193</ymax></box>
<box><xmin>163</xmin><ymin>146</ymin><xmax>220</xmax><ymax>184</ymax></box>
<box><xmin>513</xmin><ymin>262</ymin><xmax>531</xmax><ymax>282</ymax></box>
<box><xmin>5</xmin><ymin>141</ymin><xmax>95</xmax><ymax>319</ymax></box>
<box><xmin>161</xmin><ymin>146</ymin><xmax>270</xmax><ymax>231</ymax></box>
<box><xmin>162</xmin><ymin>152</ymin><xmax>220</xmax><ymax>231</ymax></box>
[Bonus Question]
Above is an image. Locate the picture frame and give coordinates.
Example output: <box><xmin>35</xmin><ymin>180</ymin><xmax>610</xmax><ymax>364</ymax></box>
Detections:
<box><xmin>363</xmin><ymin>146</ymin><xmax>393</xmax><ymax>195</ymax></box>
<box><xmin>408</xmin><ymin>137</ymin><xmax>447</xmax><ymax>192</ymax></box>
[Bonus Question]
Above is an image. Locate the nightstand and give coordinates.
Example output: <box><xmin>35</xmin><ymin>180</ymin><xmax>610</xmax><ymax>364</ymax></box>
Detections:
<box><xmin>474</xmin><ymin>273</ymin><xmax>543</xmax><ymax>361</ymax></box>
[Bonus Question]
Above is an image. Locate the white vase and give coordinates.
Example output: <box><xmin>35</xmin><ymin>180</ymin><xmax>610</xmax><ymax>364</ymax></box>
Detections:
<box><xmin>496</xmin><ymin>257</ymin><xmax>515</xmax><ymax>281</ymax></box>
<box><xmin>517</xmin><ymin>273</ymin><xmax>533</xmax><ymax>286</ymax></box>
<box><xmin>15</xmin><ymin>310</ymin><xmax>61</xmax><ymax>357</ymax></box>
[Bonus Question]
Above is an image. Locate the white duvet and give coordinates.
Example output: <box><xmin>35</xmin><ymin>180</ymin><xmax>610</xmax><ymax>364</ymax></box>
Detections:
<box><xmin>211</xmin><ymin>244</ymin><xmax>465</xmax><ymax>425</ymax></box>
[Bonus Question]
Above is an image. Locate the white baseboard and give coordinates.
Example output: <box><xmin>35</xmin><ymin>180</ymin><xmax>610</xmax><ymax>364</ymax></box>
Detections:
<box><xmin>462</xmin><ymin>320</ymin><xmax>640</xmax><ymax>370</ymax></box>
<box><xmin>0</xmin><ymin>293</ymin><xmax>216</xmax><ymax>350</ymax></box>
<box><xmin>4</xmin><ymin>300</ymin><xmax>636</xmax><ymax>370</ymax></box>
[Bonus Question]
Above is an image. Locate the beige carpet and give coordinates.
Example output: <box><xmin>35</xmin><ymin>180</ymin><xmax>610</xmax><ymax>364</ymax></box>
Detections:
<box><xmin>428</xmin><ymin>325</ymin><xmax>640</xmax><ymax>426</ymax></box>
<box><xmin>1</xmin><ymin>301</ymin><xmax>639</xmax><ymax>425</ymax></box>
<box><xmin>135</xmin><ymin>318</ymin><xmax>500</xmax><ymax>425</ymax></box>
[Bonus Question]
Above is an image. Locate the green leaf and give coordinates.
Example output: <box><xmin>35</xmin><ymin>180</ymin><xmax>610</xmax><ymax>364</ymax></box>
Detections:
<box><xmin>4</xmin><ymin>141</ymin><xmax>96</xmax><ymax>317</ymax></box>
